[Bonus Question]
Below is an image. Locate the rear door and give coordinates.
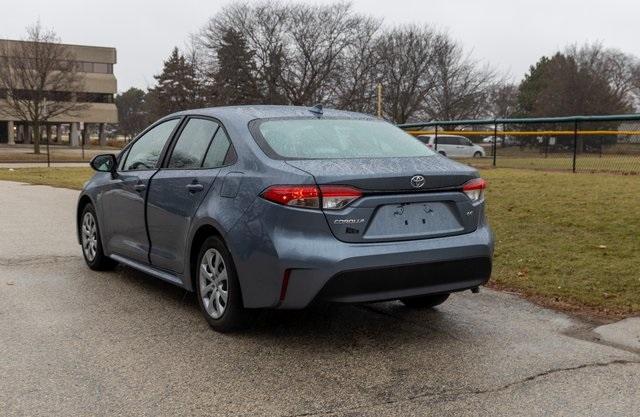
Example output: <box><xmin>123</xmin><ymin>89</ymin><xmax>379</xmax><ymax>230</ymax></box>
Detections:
<box><xmin>102</xmin><ymin>118</ymin><xmax>181</xmax><ymax>263</ymax></box>
<box><xmin>146</xmin><ymin>117</ymin><xmax>235</xmax><ymax>274</ymax></box>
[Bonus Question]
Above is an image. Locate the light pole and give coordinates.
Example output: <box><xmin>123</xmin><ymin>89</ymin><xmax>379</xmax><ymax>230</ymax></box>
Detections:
<box><xmin>43</xmin><ymin>99</ymin><xmax>51</xmax><ymax>168</ymax></box>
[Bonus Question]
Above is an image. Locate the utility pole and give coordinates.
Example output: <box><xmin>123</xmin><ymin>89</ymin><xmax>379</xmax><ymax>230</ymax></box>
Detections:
<box><xmin>377</xmin><ymin>83</ymin><xmax>382</xmax><ymax>118</ymax></box>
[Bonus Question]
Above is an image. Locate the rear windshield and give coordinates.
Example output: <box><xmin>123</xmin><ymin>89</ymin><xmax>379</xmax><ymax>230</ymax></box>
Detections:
<box><xmin>253</xmin><ymin>118</ymin><xmax>434</xmax><ymax>159</ymax></box>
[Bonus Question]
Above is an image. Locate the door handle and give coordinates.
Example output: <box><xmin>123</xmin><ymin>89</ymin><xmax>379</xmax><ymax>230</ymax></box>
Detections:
<box><xmin>134</xmin><ymin>183</ymin><xmax>146</xmax><ymax>192</ymax></box>
<box><xmin>186</xmin><ymin>183</ymin><xmax>204</xmax><ymax>193</ymax></box>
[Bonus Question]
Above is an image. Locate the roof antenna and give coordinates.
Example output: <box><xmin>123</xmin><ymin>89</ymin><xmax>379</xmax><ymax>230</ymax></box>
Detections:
<box><xmin>309</xmin><ymin>104</ymin><xmax>323</xmax><ymax>116</ymax></box>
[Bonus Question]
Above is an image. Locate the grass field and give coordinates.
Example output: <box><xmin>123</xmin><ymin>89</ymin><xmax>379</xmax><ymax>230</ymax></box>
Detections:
<box><xmin>0</xmin><ymin>167</ymin><xmax>92</xmax><ymax>189</ymax></box>
<box><xmin>465</xmin><ymin>154</ymin><xmax>640</xmax><ymax>174</ymax></box>
<box><xmin>1</xmin><ymin>166</ymin><xmax>638</xmax><ymax>318</ymax></box>
<box><xmin>0</xmin><ymin>145</ymin><xmax>119</xmax><ymax>163</ymax></box>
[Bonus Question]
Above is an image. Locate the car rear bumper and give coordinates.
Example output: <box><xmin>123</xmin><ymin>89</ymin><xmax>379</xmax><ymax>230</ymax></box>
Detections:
<box><xmin>228</xmin><ymin>199</ymin><xmax>494</xmax><ymax>309</ymax></box>
<box><xmin>279</xmin><ymin>225</ymin><xmax>493</xmax><ymax>308</ymax></box>
<box><xmin>315</xmin><ymin>257</ymin><xmax>490</xmax><ymax>303</ymax></box>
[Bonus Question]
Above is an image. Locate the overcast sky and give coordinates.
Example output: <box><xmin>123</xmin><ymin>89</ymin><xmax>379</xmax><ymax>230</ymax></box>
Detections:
<box><xmin>4</xmin><ymin>0</ymin><xmax>639</xmax><ymax>92</ymax></box>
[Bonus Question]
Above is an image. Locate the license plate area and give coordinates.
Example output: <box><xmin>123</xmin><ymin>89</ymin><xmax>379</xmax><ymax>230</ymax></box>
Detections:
<box><xmin>363</xmin><ymin>202</ymin><xmax>464</xmax><ymax>241</ymax></box>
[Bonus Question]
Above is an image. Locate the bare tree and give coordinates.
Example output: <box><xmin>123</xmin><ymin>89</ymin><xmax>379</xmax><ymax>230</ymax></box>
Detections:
<box><xmin>425</xmin><ymin>35</ymin><xmax>496</xmax><ymax>120</ymax></box>
<box><xmin>279</xmin><ymin>2</ymin><xmax>360</xmax><ymax>105</ymax></box>
<box><xmin>487</xmin><ymin>82</ymin><xmax>519</xmax><ymax>119</ymax></box>
<box><xmin>331</xmin><ymin>16</ymin><xmax>382</xmax><ymax>113</ymax></box>
<box><xmin>0</xmin><ymin>22</ymin><xmax>86</xmax><ymax>154</ymax></box>
<box><xmin>194</xmin><ymin>2</ymin><xmax>499</xmax><ymax>122</ymax></box>
<box><xmin>377</xmin><ymin>25</ymin><xmax>439</xmax><ymax>124</ymax></box>
<box><xmin>567</xmin><ymin>43</ymin><xmax>639</xmax><ymax>111</ymax></box>
<box><xmin>197</xmin><ymin>1</ymin><xmax>290</xmax><ymax>104</ymax></box>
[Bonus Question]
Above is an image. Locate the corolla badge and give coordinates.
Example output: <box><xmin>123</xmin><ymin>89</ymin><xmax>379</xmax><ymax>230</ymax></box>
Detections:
<box><xmin>410</xmin><ymin>175</ymin><xmax>425</xmax><ymax>188</ymax></box>
<box><xmin>334</xmin><ymin>218</ymin><xmax>366</xmax><ymax>225</ymax></box>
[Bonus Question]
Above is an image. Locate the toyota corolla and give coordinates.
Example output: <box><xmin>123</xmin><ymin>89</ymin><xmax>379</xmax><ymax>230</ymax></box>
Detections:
<box><xmin>78</xmin><ymin>105</ymin><xmax>493</xmax><ymax>332</ymax></box>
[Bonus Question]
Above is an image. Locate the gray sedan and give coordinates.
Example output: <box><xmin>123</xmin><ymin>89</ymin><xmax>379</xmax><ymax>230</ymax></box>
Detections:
<box><xmin>78</xmin><ymin>105</ymin><xmax>493</xmax><ymax>332</ymax></box>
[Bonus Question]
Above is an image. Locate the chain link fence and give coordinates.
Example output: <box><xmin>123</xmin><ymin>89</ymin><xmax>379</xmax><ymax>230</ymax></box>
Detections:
<box><xmin>400</xmin><ymin>114</ymin><xmax>640</xmax><ymax>174</ymax></box>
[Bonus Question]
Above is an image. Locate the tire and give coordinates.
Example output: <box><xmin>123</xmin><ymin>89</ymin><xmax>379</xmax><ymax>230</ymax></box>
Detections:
<box><xmin>400</xmin><ymin>293</ymin><xmax>450</xmax><ymax>309</ymax></box>
<box><xmin>195</xmin><ymin>236</ymin><xmax>249</xmax><ymax>332</ymax></box>
<box><xmin>473</xmin><ymin>151</ymin><xmax>483</xmax><ymax>158</ymax></box>
<box><xmin>80</xmin><ymin>204</ymin><xmax>118</xmax><ymax>271</ymax></box>
<box><xmin>438</xmin><ymin>151</ymin><xmax>447</xmax><ymax>157</ymax></box>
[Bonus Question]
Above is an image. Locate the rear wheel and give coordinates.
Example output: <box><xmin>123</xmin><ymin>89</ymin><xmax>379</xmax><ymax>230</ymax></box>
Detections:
<box><xmin>400</xmin><ymin>293</ymin><xmax>450</xmax><ymax>309</ymax></box>
<box><xmin>438</xmin><ymin>151</ymin><xmax>447</xmax><ymax>157</ymax></box>
<box><xmin>473</xmin><ymin>151</ymin><xmax>482</xmax><ymax>158</ymax></box>
<box><xmin>80</xmin><ymin>204</ymin><xmax>117</xmax><ymax>271</ymax></box>
<box><xmin>195</xmin><ymin>236</ymin><xmax>249</xmax><ymax>332</ymax></box>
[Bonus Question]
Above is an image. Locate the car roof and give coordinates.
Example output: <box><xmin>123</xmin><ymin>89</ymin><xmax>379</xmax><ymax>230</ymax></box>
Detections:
<box><xmin>165</xmin><ymin>105</ymin><xmax>376</xmax><ymax>125</ymax></box>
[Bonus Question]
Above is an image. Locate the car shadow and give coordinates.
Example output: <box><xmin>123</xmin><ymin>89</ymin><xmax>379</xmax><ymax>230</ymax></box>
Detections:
<box><xmin>111</xmin><ymin>263</ymin><xmax>461</xmax><ymax>344</ymax></box>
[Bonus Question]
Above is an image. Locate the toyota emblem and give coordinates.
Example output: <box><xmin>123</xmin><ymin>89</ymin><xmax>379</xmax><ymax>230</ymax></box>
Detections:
<box><xmin>410</xmin><ymin>175</ymin><xmax>425</xmax><ymax>188</ymax></box>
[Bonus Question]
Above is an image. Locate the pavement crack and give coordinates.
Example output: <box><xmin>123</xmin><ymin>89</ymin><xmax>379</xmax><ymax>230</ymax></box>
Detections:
<box><xmin>450</xmin><ymin>359</ymin><xmax>640</xmax><ymax>397</ymax></box>
<box><xmin>279</xmin><ymin>359</ymin><xmax>640</xmax><ymax>417</ymax></box>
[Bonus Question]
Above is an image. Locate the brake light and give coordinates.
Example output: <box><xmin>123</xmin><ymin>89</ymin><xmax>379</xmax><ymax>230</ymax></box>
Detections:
<box><xmin>462</xmin><ymin>178</ymin><xmax>486</xmax><ymax>202</ymax></box>
<box><xmin>261</xmin><ymin>185</ymin><xmax>362</xmax><ymax>210</ymax></box>
<box><xmin>427</xmin><ymin>143</ymin><xmax>433</xmax><ymax>148</ymax></box>
<box><xmin>261</xmin><ymin>185</ymin><xmax>320</xmax><ymax>208</ymax></box>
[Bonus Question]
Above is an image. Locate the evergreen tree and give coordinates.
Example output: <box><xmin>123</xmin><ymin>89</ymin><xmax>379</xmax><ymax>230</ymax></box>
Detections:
<box><xmin>115</xmin><ymin>87</ymin><xmax>148</xmax><ymax>140</ymax></box>
<box><xmin>518</xmin><ymin>53</ymin><xmax>630</xmax><ymax>117</ymax></box>
<box><xmin>212</xmin><ymin>29</ymin><xmax>261</xmax><ymax>105</ymax></box>
<box><xmin>149</xmin><ymin>47</ymin><xmax>200</xmax><ymax>118</ymax></box>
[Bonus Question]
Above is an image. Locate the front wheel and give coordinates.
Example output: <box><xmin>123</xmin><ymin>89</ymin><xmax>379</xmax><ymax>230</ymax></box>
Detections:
<box><xmin>80</xmin><ymin>204</ymin><xmax>117</xmax><ymax>271</ymax></box>
<box><xmin>195</xmin><ymin>236</ymin><xmax>249</xmax><ymax>332</ymax></box>
<box><xmin>400</xmin><ymin>293</ymin><xmax>450</xmax><ymax>309</ymax></box>
<box><xmin>473</xmin><ymin>151</ymin><xmax>483</xmax><ymax>158</ymax></box>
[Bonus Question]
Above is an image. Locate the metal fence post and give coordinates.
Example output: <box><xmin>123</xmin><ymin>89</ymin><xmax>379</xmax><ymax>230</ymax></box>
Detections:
<box><xmin>492</xmin><ymin>121</ymin><xmax>497</xmax><ymax>167</ymax></box>
<box><xmin>434</xmin><ymin>124</ymin><xmax>438</xmax><ymax>152</ymax></box>
<box><xmin>572</xmin><ymin>120</ymin><xmax>578</xmax><ymax>173</ymax></box>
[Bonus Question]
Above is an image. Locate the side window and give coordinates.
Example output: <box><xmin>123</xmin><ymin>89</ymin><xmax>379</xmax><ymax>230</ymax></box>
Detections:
<box><xmin>168</xmin><ymin>119</ymin><xmax>220</xmax><ymax>169</ymax></box>
<box><xmin>437</xmin><ymin>136</ymin><xmax>454</xmax><ymax>145</ymax></box>
<box><xmin>203</xmin><ymin>128</ymin><xmax>233</xmax><ymax>168</ymax></box>
<box><xmin>123</xmin><ymin>119</ymin><xmax>179</xmax><ymax>171</ymax></box>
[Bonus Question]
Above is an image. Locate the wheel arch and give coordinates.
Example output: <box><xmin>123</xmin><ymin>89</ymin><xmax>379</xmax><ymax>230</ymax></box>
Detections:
<box><xmin>188</xmin><ymin>223</ymin><xmax>228</xmax><ymax>292</ymax></box>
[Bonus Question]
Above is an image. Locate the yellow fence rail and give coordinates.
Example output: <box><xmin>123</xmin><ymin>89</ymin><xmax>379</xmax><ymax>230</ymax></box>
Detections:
<box><xmin>407</xmin><ymin>130</ymin><xmax>640</xmax><ymax>137</ymax></box>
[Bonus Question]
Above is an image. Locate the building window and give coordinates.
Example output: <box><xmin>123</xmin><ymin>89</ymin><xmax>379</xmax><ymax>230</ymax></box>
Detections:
<box><xmin>75</xmin><ymin>61</ymin><xmax>113</xmax><ymax>74</ymax></box>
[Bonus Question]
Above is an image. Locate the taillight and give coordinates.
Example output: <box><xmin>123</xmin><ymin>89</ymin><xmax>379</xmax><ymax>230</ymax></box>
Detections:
<box><xmin>319</xmin><ymin>185</ymin><xmax>362</xmax><ymax>210</ymax></box>
<box><xmin>261</xmin><ymin>185</ymin><xmax>362</xmax><ymax>210</ymax></box>
<box><xmin>462</xmin><ymin>178</ymin><xmax>487</xmax><ymax>202</ymax></box>
<box><xmin>427</xmin><ymin>143</ymin><xmax>433</xmax><ymax>148</ymax></box>
<box><xmin>260</xmin><ymin>185</ymin><xmax>320</xmax><ymax>208</ymax></box>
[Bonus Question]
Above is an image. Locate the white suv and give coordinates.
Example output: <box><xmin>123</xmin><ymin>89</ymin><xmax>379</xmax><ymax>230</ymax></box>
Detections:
<box><xmin>416</xmin><ymin>135</ymin><xmax>485</xmax><ymax>158</ymax></box>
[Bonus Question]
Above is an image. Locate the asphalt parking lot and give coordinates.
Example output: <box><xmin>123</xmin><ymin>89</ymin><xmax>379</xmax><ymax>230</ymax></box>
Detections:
<box><xmin>1</xmin><ymin>180</ymin><xmax>639</xmax><ymax>417</ymax></box>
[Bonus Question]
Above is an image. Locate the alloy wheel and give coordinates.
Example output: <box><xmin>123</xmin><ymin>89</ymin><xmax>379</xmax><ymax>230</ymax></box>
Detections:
<box><xmin>199</xmin><ymin>248</ymin><xmax>229</xmax><ymax>319</ymax></box>
<box><xmin>81</xmin><ymin>212</ymin><xmax>98</xmax><ymax>262</ymax></box>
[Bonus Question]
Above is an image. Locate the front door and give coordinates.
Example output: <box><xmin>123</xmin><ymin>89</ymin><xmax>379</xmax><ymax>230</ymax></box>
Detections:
<box><xmin>147</xmin><ymin>117</ymin><xmax>235</xmax><ymax>275</ymax></box>
<box><xmin>102</xmin><ymin>118</ymin><xmax>181</xmax><ymax>263</ymax></box>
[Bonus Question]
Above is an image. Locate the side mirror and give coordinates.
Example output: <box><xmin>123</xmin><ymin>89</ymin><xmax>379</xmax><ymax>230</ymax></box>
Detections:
<box><xmin>90</xmin><ymin>153</ymin><xmax>117</xmax><ymax>174</ymax></box>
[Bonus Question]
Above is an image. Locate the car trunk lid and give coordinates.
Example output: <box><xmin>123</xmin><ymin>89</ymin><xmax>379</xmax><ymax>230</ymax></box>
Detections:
<box><xmin>286</xmin><ymin>156</ymin><xmax>481</xmax><ymax>243</ymax></box>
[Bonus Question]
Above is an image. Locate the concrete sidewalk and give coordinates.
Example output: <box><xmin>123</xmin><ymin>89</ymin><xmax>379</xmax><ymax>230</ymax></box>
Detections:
<box><xmin>0</xmin><ymin>180</ymin><xmax>638</xmax><ymax>417</ymax></box>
